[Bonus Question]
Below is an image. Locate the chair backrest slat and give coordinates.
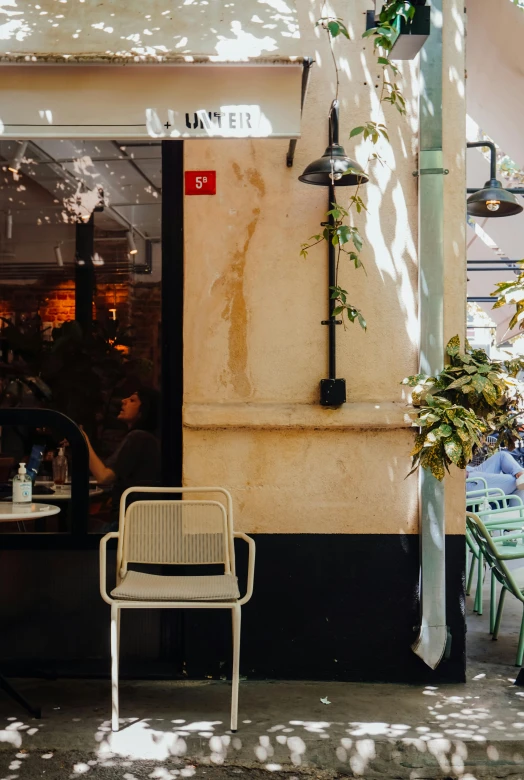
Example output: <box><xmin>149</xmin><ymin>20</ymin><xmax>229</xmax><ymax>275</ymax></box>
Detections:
<box><xmin>116</xmin><ymin>487</ymin><xmax>236</xmax><ymax>578</ymax></box>
<box><xmin>122</xmin><ymin>500</ymin><xmax>228</xmax><ymax>567</ymax></box>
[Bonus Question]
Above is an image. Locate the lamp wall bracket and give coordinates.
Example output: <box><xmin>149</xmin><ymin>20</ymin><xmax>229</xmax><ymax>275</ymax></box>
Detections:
<box><xmin>413</xmin><ymin>168</ymin><xmax>449</xmax><ymax>177</ymax></box>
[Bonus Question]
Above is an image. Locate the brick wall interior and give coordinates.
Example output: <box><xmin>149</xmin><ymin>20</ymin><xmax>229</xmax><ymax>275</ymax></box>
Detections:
<box><xmin>0</xmin><ymin>277</ymin><xmax>161</xmax><ymax>385</ymax></box>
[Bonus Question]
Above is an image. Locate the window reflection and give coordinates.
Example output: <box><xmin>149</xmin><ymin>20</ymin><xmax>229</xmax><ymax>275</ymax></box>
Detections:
<box><xmin>0</xmin><ymin>139</ymin><xmax>162</xmax><ymax>534</ymax></box>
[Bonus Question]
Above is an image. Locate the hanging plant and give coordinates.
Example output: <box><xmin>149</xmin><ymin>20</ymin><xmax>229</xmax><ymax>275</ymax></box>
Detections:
<box><xmin>402</xmin><ymin>336</ymin><xmax>524</xmax><ymax>480</ymax></box>
<box><xmin>301</xmin><ymin>2</ymin><xmax>411</xmax><ymax>328</ymax></box>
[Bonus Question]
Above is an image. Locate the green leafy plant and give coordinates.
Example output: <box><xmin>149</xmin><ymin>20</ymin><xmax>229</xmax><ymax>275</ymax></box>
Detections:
<box><xmin>302</xmin><ymin>2</ymin><xmax>412</xmax><ymax>328</ymax></box>
<box><xmin>492</xmin><ymin>262</ymin><xmax>524</xmax><ymax>331</ymax></box>
<box><xmin>402</xmin><ymin>336</ymin><xmax>524</xmax><ymax>480</ymax></box>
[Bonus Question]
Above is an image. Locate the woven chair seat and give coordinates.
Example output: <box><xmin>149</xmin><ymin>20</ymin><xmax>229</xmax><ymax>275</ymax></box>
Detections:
<box><xmin>111</xmin><ymin>570</ymin><xmax>240</xmax><ymax>601</ymax></box>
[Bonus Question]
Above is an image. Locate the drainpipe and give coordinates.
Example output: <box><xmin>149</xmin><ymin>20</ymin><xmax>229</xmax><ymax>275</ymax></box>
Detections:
<box><xmin>411</xmin><ymin>0</ymin><xmax>448</xmax><ymax>670</ymax></box>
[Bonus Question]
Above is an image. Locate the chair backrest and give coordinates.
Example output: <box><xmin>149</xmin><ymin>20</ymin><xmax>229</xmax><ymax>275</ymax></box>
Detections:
<box><xmin>467</xmin><ymin>476</ymin><xmax>489</xmax><ymax>492</ymax></box>
<box><xmin>116</xmin><ymin>487</ymin><xmax>235</xmax><ymax>579</ymax></box>
<box><xmin>466</xmin><ymin>511</ymin><xmax>524</xmax><ymax>601</ymax></box>
<box><xmin>466</xmin><ymin>491</ymin><xmax>519</xmax><ymax>514</ymax></box>
<box><xmin>475</xmin><ymin>499</ymin><xmax>524</xmax><ymax>527</ymax></box>
<box><xmin>466</xmin><ymin>478</ymin><xmax>521</xmax><ymax>514</ymax></box>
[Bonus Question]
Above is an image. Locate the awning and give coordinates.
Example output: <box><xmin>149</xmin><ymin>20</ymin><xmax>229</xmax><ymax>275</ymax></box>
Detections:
<box><xmin>0</xmin><ymin>0</ymin><xmax>308</xmax><ymax>140</ymax></box>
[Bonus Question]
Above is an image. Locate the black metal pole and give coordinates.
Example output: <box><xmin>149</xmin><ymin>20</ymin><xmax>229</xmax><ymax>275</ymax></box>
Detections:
<box><xmin>319</xmin><ymin>100</ymin><xmax>346</xmax><ymax>406</ymax></box>
<box><xmin>330</xmin><ymin>100</ymin><xmax>339</xmax><ymax>146</ymax></box>
<box><xmin>328</xmin><ymin>100</ymin><xmax>338</xmax><ymax>379</ymax></box>
<box><xmin>75</xmin><ymin>214</ymin><xmax>94</xmax><ymax>335</ymax></box>
<box><xmin>467</xmin><ymin>141</ymin><xmax>497</xmax><ymax>180</ymax></box>
<box><xmin>328</xmin><ymin>182</ymin><xmax>336</xmax><ymax>380</ymax></box>
<box><xmin>161</xmin><ymin>141</ymin><xmax>184</xmax><ymax>487</ymax></box>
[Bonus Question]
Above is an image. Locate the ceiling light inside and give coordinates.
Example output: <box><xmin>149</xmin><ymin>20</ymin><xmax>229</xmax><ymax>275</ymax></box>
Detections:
<box><xmin>54</xmin><ymin>245</ymin><xmax>63</xmax><ymax>267</ymax></box>
<box><xmin>127</xmin><ymin>231</ymin><xmax>138</xmax><ymax>255</ymax></box>
<box><xmin>8</xmin><ymin>142</ymin><xmax>28</xmax><ymax>174</ymax></box>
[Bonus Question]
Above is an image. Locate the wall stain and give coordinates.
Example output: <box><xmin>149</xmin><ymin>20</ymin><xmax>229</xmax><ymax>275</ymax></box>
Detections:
<box><xmin>211</xmin><ymin>159</ymin><xmax>266</xmax><ymax>397</ymax></box>
<box><xmin>218</xmin><ymin>208</ymin><xmax>260</xmax><ymax>397</ymax></box>
<box><xmin>246</xmin><ymin>168</ymin><xmax>265</xmax><ymax>197</ymax></box>
<box><xmin>232</xmin><ymin>162</ymin><xmax>243</xmax><ymax>181</ymax></box>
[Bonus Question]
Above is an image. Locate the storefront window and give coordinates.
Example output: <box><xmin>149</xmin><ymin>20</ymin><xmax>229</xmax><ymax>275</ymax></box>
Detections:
<box><xmin>0</xmin><ymin>139</ymin><xmax>162</xmax><ymax>541</ymax></box>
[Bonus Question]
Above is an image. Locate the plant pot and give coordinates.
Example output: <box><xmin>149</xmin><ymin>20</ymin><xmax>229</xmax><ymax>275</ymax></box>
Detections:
<box><xmin>389</xmin><ymin>5</ymin><xmax>431</xmax><ymax>60</ymax></box>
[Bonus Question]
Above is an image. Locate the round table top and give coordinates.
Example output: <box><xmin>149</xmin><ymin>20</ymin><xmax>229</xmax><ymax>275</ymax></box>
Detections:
<box><xmin>0</xmin><ymin>502</ymin><xmax>61</xmax><ymax>521</ymax></box>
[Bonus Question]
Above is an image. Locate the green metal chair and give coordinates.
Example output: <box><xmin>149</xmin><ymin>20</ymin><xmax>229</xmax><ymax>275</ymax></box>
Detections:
<box><xmin>465</xmin><ymin>479</ymin><xmax>523</xmax><ymax>623</ymax></box>
<box><xmin>474</xmin><ymin>501</ymin><xmax>524</xmax><ymax>631</ymax></box>
<box><xmin>467</xmin><ymin>511</ymin><xmax>524</xmax><ymax>666</ymax></box>
<box><xmin>466</xmin><ymin>478</ymin><xmax>504</xmax><ymax>600</ymax></box>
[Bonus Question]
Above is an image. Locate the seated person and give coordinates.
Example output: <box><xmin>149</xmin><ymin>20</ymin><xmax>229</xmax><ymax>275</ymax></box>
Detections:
<box><xmin>467</xmin><ymin>450</ymin><xmax>524</xmax><ymax>498</ymax></box>
<box><xmin>83</xmin><ymin>388</ymin><xmax>161</xmax><ymax>522</ymax></box>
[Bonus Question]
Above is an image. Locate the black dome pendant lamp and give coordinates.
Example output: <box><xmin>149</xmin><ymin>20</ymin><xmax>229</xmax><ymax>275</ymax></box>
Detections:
<box><xmin>299</xmin><ymin>101</ymin><xmax>368</xmax><ymax>187</ymax></box>
<box><xmin>467</xmin><ymin>141</ymin><xmax>523</xmax><ymax>218</ymax></box>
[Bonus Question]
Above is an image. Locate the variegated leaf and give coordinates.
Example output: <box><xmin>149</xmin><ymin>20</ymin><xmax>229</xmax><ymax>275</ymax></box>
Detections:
<box><xmin>444</xmin><ymin>437</ymin><xmax>463</xmax><ymax>465</ymax></box>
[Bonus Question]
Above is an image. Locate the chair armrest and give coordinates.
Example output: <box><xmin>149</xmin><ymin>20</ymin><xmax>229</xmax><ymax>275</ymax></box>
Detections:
<box><xmin>99</xmin><ymin>532</ymin><xmax>119</xmax><ymax>605</ymax></box>
<box><xmin>234</xmin><ymin>531</ymin><xmax>256</xmax><ymax>606</ymax></box>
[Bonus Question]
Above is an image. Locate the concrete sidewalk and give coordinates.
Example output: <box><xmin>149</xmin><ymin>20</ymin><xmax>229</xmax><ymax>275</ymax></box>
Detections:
<box><xmin>0</xmin><ymin>665</ymin><xmax>523</xmax><ymax>779</ymax></box>
<box><xmin>0</xmin><ymin>580</ymin><xmax>523</xmax><ymax>779</ymax></box>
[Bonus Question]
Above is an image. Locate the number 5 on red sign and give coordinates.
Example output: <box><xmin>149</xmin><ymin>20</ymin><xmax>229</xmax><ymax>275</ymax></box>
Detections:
<box><xmin>185</xmin><ymin>171</ymin><xmax>216</xmax><ymax>195</ymax></box>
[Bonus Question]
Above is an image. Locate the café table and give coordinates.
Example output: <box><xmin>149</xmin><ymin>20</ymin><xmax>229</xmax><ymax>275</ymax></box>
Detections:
<box><xmin>0</xmin><ymin>502</ymin><xmax>60</xmax><ymax>522</ymax></box>
<box><xmin>0</xmin><ymin>502</ymin><xmax>60</xmax><ymax>719</ymax></box>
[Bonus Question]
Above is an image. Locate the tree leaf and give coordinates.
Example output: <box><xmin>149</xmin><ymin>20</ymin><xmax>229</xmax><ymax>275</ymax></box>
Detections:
<box><xmin>327</xmin><ymin>20</ymin><xmax>341</xmax><ymax>37</ymax></box>
<box><xmin>420</xmin><ymin>445</ymin><xmax>446</xmax><ymax>481</ymax></box>
<box><xmin>470</xmin><ymin>374</ymin><xmax>488</xmax><ymax>393</ymax></box>
<box><xmin>482</xmin><ymin>381</ymin><xmax>497</xmax><ymax>406</ymax></box>
<box><xmin>444</xmin><ymin>437</ymin><xmax>463</xmax><ymax>466</ymax></box>
<box><xmin>446</xmin><ymin>375</ymin><xmax>473</xmax><ymax>390</ymax></box>
<box><xmin>350</xmin><ymin>126</ymin><xmax>365</xmax><ymax>138</ymax></box>
<box><xmin>446</xmin><ymin>335</ymin><xmax>461</xmax><ymax>357</ymax></box>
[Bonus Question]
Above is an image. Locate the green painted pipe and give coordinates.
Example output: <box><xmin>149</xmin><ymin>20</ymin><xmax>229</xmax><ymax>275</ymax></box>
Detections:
<box><xmin>411</xmin><ymin>0</ymin><xmax>449</xmax><ymax>670</ymax></box>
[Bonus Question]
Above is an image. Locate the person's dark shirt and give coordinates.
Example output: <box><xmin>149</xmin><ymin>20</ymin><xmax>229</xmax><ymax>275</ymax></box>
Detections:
<box><xmin>105</xmin><ymin>428</ymin><xmax>160</xmax><ymax>514</ymax></box>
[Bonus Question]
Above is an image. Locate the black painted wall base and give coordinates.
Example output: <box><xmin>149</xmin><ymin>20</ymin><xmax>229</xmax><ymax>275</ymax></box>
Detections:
<box><xmin>0</xmin><ymin>534</ymin><xmax>465</xmax><ymax>684</ymax></box>
<box><xmin>183</xmin><ymin>534</ymin><xmax>466</xmax><ymax>684</ymax></box>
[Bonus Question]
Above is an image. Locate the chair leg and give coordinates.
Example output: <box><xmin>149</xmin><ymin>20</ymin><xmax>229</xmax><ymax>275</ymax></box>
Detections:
<box><xmin>517</xmin><ymin>606</ymin><xmax>524</xmax><ymax>667</ymax></box>
<box><xmin>490</xmin><ymin>571</ymin><xmax>497</xmax><ymax>634</ymax></box>
<box><xmin>475</xmin><ymin>552</ymin><xmax>484</xmax><ymax>615</ymax></box>
<box><xmin>466</xmin><ymin>553</ymin><xmax>476</xmax><ymax>597</ymax></box>
<box><xmin>231</xmin><ymin>605</ymin><xmax>241</xmax><ymax>733</ymax></box>
<box><xmin>492</xmin><ymin>587</ymin><xmax>507</xmax><ymax>640</ymax></box>
<box><xmin>111</xmin><ymin>604</ymin><xmax>120</xmax><ymax>732</ymax></box>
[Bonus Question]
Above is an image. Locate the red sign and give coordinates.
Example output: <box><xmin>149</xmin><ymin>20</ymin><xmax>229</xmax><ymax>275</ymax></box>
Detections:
<box><xmin>185</xmin><ymin>170</ymin><xmax>216</xmax><ymax>195</ymax></box>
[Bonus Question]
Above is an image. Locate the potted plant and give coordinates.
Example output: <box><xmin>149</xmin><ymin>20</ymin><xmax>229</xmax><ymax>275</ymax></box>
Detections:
<box><xmin>402</xmin><ymin>336</ymin><xmax>524</xmax><ymax>480</ymax></box>
<box><xmin>366</xmin><ymin>1</ymin><xmax>430</xmax><ymax>61</ymax></box>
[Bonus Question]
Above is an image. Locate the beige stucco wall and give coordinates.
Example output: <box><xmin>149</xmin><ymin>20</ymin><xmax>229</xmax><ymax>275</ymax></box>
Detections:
<box><xmin>183</xmin><ymin>0</ymin><xmax>466</xmax><ymax>535</ymax></box>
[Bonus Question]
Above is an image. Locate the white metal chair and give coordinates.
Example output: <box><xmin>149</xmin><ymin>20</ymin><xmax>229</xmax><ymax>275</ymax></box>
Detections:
<box><xmin>99</xmin><ymin>486</ymin><xmax>255</xmax><ymax>733</ymax></box>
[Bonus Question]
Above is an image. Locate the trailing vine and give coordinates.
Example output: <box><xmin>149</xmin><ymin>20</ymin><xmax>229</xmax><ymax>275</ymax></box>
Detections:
<box><xmin>301</xmin><ymin>2</ymin><xmax>416</xmax><ymax>328</ymax></box>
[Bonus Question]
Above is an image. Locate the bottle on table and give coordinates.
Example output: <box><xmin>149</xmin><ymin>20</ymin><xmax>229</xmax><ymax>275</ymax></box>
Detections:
<box><xmin>52</xmin><ymin>447</ymin><xmax>68</xmax><ymax>488</ymax></box>
<box><xmin>12</xmin><ymin>463</ymin><xmax>32</xmax><ymax>504</ymax></box>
